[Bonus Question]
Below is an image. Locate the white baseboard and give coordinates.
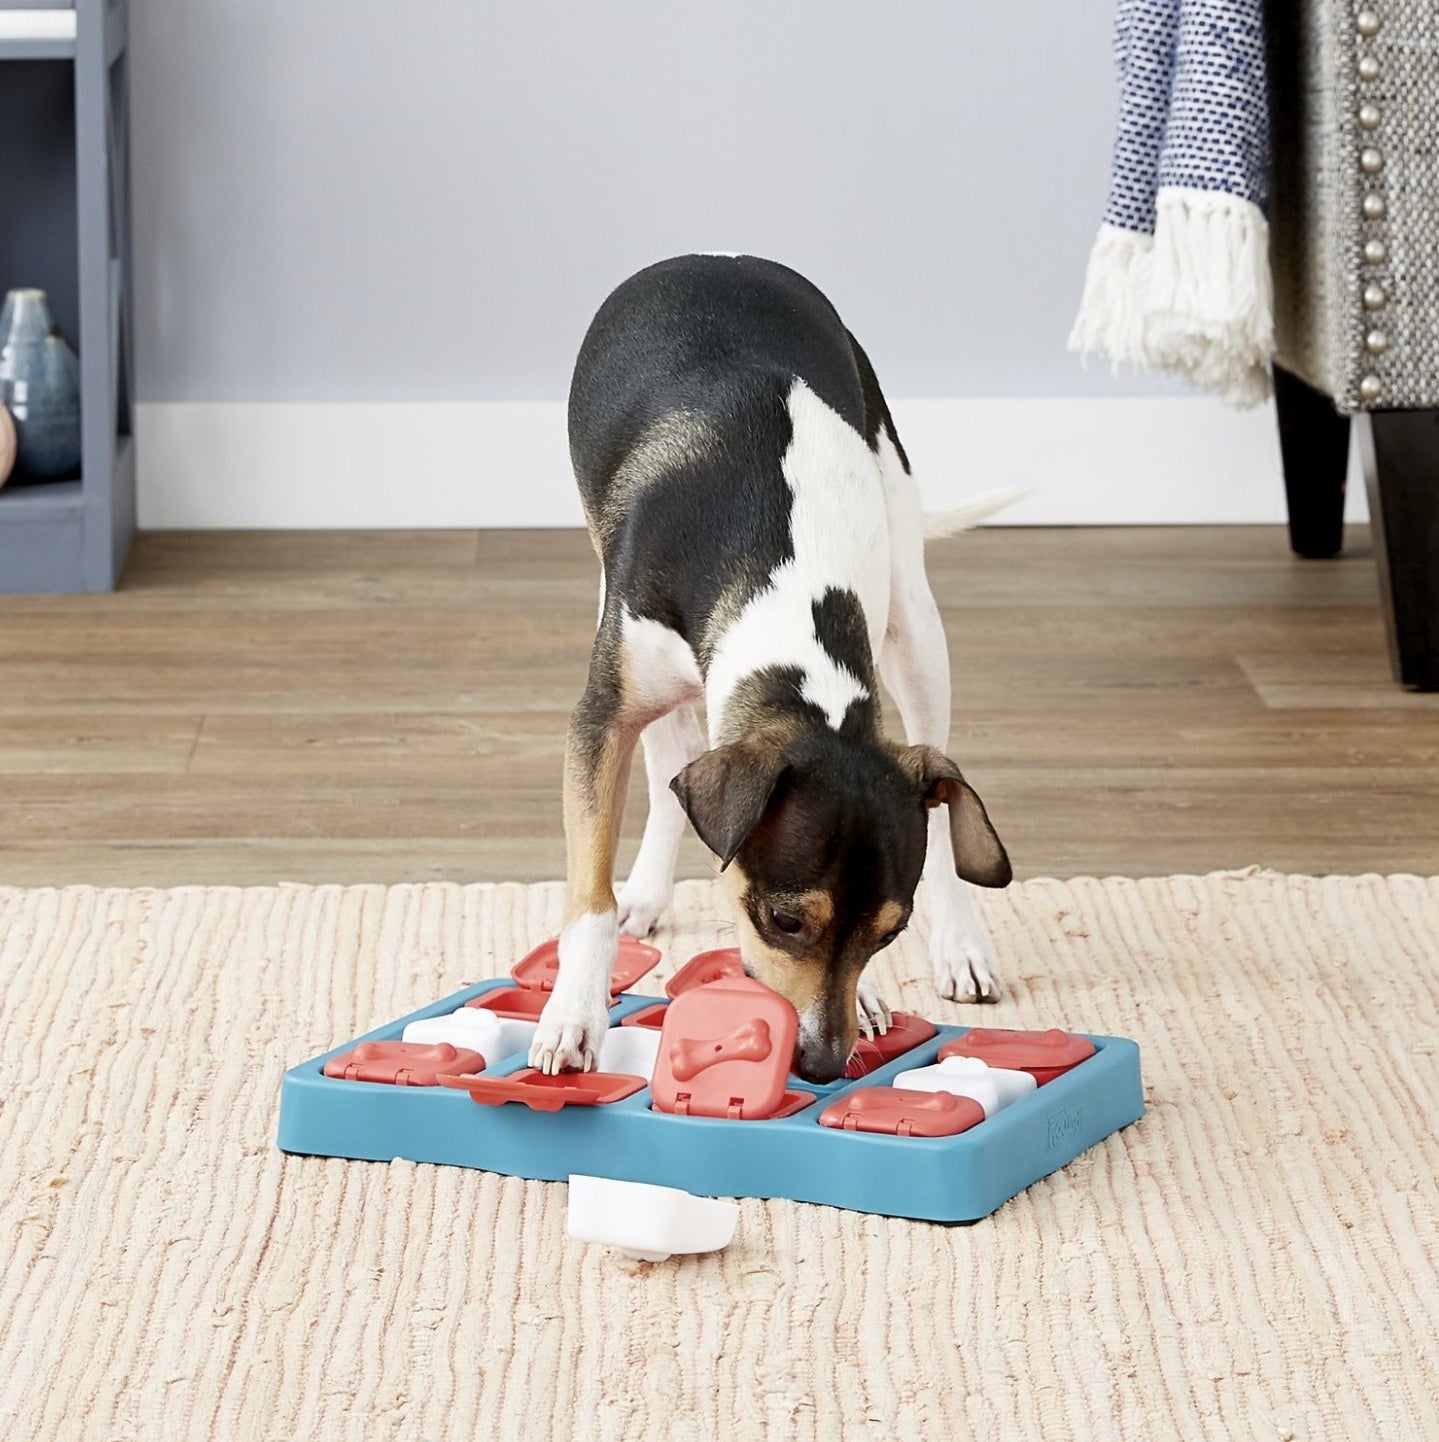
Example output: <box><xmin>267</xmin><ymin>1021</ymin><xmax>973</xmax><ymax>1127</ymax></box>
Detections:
<box><xmin>135</xmin><ymin>396</ymin><xmax>1370</xmax><ymax>528</ymax></box>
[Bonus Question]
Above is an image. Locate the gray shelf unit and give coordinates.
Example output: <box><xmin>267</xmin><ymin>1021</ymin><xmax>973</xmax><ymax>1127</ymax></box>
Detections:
<box><xmin>0</xmin><ymin>0</ymin><xmax>134</xmax><ymax>592</ymax></box>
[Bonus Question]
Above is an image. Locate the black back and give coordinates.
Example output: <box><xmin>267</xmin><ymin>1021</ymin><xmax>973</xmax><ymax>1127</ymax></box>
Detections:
<box><xmin>567</xmin><ymin>255</ymin><xmax>880</xmax><ymax>648</ymax></box>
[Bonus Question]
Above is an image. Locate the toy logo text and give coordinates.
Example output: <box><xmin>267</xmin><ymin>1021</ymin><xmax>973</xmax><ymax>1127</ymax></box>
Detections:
<box><xmin>1045</xmin><ymin>1104</ymin><xmax>1085</xmax><ymax>1151</ymax></box>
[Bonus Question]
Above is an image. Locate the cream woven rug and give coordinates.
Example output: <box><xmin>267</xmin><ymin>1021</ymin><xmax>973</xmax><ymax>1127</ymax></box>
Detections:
<box><xmin>2</xmin><ymin>873</ymin><xmax>1436</xmax><ymax>1442</ymax></box>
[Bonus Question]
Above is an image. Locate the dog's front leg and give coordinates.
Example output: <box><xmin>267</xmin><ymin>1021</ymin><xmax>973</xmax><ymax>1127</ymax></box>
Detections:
<box><xmin>877</xmin><ymin>447</ymin><xmax>1002</xmax><ymax>1003</ymax></box>
<box><xmin>879</xmin><ymin>608</ymin><xmax>1002</xmax><ymax>1003</ymax></box>
<box><xmin>921</xmin><ymin>807</ymin><xmax>1001</xmax><ymax>1002</ymax></box>
<box><xmin>530</xmin><ymin>689</ymin><xmax>641</xmax><ymax>1074</ymax></box>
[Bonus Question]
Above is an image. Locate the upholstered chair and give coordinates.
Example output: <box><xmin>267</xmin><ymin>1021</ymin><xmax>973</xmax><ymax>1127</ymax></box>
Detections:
<box><xmin>1267</xmin><ymin>1</ymin><xmax>1438</xmax><ymax>690</ymax></box>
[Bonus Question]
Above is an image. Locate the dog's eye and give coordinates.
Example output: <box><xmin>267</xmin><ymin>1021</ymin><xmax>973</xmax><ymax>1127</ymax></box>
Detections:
<box><xmin>875</xmin><ymin>918</ymin><xmax>909</xmax><ymax>949</ymax></box>
<box><xmin>770</xmin><ymin>908</ymin><xmax>804</xmax><ymax>935</ymax></box>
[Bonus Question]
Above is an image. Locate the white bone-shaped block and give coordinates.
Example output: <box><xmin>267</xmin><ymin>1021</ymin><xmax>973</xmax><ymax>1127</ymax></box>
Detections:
<box><xmin>567</xmin><ymin>1174</ymin><xmax>739</xmax><ymax>1262</ymax></box>
<box><xmin>402</xmin><ymin>1007</ymin><xmax>537</xmax><ymax>1064</ymax></box>
<box><xmin>892</xmin><ymin>1054</ymin><xmax>1036</xmax><ymax>1116</ymax></box>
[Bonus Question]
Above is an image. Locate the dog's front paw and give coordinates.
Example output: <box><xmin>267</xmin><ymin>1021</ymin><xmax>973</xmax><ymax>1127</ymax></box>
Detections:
<box><xmin>856</xmin><ymin>978</ymin><xmax>892</xmax><ymax>1039</ymax></box>
<box><xmin>529</xmin><ymin>998</ymin><xmax>609</xmax><ymax>1074</ymax></box>
<box><xmin>617</xmin><ymin>877</ymin><xmax>671</xmax><ymax>939</ymax></box>
<box><xmin>931</xmin><ymin>923</ymin><xmax>1001</xmax><ymax>1004</ymax></box>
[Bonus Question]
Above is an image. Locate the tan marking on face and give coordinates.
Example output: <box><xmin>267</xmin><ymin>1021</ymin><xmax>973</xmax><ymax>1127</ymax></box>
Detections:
<box><xmin>787</xmin><ymin>889</ymin><xmax>834</xmax><ymax>930</ymax></box>
<box><xmin>874</xmin><ymin>900</ymin><xmax>904</xmax><ymax>936</ymax></box>
<box><xmin>753</xmin><ymin>885</ymin><xmax>836</xmax><ymax>936</ymax></box>
<box><xmin>735</xmin><ymin>912</ymin><xmax>825</xmax><ymax>1014</ymax></box>
<box><xmin>719</xmin><ymin>864</ymin><xmax>826</xmax><ymax>1016</ymax></box>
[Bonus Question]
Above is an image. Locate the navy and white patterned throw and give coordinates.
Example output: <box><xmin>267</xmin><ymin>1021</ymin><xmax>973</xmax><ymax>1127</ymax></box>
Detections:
<box><xmin>1070</xmin><ymin>0</ymin><xmax>1274</xmax><ymax>406</ymax></box>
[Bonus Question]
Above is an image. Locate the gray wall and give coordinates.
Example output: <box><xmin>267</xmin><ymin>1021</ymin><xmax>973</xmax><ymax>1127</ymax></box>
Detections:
<box><xmin>130</xmin><ymin>1</ymin><xmax>1144</xmax><ymax>405</ymax></box>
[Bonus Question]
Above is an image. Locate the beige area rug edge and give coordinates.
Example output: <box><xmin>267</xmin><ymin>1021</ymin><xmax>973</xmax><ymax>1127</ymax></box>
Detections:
<box><xmin>1</xmin><ymin>872</ymin><xmax>1436</xmax><ymax>1441</ymax></box>
<box><xmin>8</xmin><ymin>861</ymin><xmax>1439</xmax><ymax>897</ymax></box>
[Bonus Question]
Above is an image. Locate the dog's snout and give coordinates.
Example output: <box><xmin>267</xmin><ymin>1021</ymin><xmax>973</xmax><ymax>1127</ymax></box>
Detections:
<box><xmin>791</xmin><ymin>997</ymin><xmax>860</xmax><ymax>1084</ymax></box>
<box><xmin>793</xmin><ymin>1038</ymin><xmax>851</xmax><ymax>1085</ymax></box>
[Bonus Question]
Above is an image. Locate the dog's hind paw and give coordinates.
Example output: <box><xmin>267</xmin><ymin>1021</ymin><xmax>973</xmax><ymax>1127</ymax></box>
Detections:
<box><xmin>529</xmin><ymin>1001</ymin><xmax>609</xmax><ymax>1074</ymax></box>
<box><xmin>856</xmin><ymin>978</ymin><xmax>892</xmax><ymax>1039</ymax></box>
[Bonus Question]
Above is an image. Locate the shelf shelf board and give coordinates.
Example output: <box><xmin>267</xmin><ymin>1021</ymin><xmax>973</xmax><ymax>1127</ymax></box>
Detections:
<box><xmin>0</xmin><ymin>477</ymin><xmax>84</xmax><ymax>520</ymax></box>
<box><xmin>0</xmin><ymin>35</ymin><xmax>73</xmax><ymax>58</ymax></box>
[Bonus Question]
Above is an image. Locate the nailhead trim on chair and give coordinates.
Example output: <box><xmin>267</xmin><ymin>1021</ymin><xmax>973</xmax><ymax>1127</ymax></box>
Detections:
<box><xmin>1239</xmin><ymin>2</ymin><xmax>1436</xmax><ymax>410</ymax></box>
<box><xmin>1355</xmin><ymin>5</ymin><xmax>1386</xmax><ymax>405</ymax></box>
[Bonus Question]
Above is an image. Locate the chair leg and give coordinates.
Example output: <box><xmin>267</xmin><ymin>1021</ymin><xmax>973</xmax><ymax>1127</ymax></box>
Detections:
<box><xmin>1358</xmin><ymin>408</ymin><xmax>1439</xmax><ymax>691</ymax></box>
<box><xmin>1273</xmin><ymin>365</ymin><xmax>1351</xmax><ymax>558</ymax></box>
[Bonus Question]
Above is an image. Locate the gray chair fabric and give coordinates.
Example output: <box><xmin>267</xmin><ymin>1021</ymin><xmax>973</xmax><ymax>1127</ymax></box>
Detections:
<box><xmin>1267</xmin><ymin>0</ymin><xmax>1438</xmax><ymax>414</ymax></box>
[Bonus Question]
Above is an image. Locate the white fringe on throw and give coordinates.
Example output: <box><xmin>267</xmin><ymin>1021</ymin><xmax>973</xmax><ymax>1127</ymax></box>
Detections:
<box><xmin>1069</xmin><ymin>188</ymin><xmax>1274</xmax><ymax>408</ymax></box>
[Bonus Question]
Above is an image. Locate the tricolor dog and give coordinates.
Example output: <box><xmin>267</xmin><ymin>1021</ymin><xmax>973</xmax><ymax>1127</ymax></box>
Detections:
<box><xmin>530</xmin><ymin>254</ymin><xmax>1012</xmax><ymax>1084</ymax></box>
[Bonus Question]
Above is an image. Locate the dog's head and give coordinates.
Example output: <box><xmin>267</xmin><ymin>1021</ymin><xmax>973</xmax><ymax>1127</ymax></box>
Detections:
<box><xmin>671</xmin><ymin>730</ymin><xmax>1010</xmax><ymax>1082</ymax></box>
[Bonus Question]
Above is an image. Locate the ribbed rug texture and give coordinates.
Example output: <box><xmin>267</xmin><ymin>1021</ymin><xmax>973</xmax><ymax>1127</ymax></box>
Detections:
<box><xmin>2</xmin><ymin>873</ymin><xmax>1436</xmax><ymax>1441</ymax></box>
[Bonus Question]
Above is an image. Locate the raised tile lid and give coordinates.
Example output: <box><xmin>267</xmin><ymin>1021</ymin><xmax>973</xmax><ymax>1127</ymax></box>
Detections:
<box><xmin>938</xmin><ymin>1027</ymin><xmax>1096</xmax><ymax>1081</ymax></box>
<box><xmin>323</xmin><ymin>1040</ymin><xmax>485</xmax><ymax>1087</ymax></box>
<box><xmin>844</xmin><ymin>1012</ymin><xmax>938</xmax><ymax>1078</ymax></box>
<box><xmin>664</xmin><ymin>946</ymin><xmax>746</xmax><ymax>999</ymax></box>
<box><xmin>818</xmin><ymin>1085</ymin><xmax>985</xmax><ymax>1138</ymax></box>
<box><xmin>509</xmin><ymin>935</ymin><xmax>662</xmax><ymax>996</ymax></box>
<box><xmin>651</xmin><ymin>978</ymin><xmax>798</xmax><ymax>1120</ymax></box>
<box><xmin>439</xmin><ymin>1068</ymin><xmax>645</xmax><ymax>1111</ymax></box>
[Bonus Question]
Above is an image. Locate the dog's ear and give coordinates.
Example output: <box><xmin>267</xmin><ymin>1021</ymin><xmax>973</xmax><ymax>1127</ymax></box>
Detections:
<box><xmin>671</xmin><ymin>739</ymin><xmax>789</xmax><ymax>869</ymax></box>
<box><xmin>897</xmin><ymin>745</ymin><xmax>1012</xmax><ymax>888</ymax></box>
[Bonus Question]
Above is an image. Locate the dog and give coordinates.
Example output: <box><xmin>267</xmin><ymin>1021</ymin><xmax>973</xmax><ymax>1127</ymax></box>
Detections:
<box><xmin>528</xmin><ymin>254</ymin><xmax>1012</xmax><ymax>1084</ymax></box>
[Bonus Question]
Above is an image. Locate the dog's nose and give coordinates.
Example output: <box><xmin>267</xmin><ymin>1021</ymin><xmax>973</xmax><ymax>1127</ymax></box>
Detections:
<box><xmin>792</xmin><ymin>1042</ymin><xmax>849</xmax><ymax>1085</ymax></box>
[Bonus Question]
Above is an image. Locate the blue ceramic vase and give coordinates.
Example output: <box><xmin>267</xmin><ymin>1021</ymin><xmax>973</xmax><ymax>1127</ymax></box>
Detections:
<box><xmin>0</xmin><ymin>288</ymin><xmax>82</xmax><ymax>480</ymax></box>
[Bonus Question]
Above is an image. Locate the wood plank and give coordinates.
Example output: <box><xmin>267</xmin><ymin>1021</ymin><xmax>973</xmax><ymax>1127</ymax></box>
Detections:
<box><xmin>0</xmin><ymin>715</ymin><xmax>201</xmax><ymax>775</ymax></box>
<box><xmin>949</xmin><ymin>709</ymin><xmax>1439</xmax><ymax>768</ymax></box>
<box><xmin>942</xmin><ymin>606</ymin><xmax>1388</xmax><ymax>659</ymax></box>
<box><xmin>924</xmin><ymin>524</ymin><xmax>1382</xmax><ymax>609</ymax></box>
<box><xmin>1237</xmin><ymin>653</ymin><xmax>1439</xmax><ymax>710</ymax></box>
<box><xmin>186</xmin><ymin>712</ymin><xmax>567</xmax><ymax>776</ymax></box>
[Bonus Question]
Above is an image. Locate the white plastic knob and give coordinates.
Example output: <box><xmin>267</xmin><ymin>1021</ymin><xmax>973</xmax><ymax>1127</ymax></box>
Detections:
<box><xmin>567</xmin><ymin>1175</ymin><xmax>739</xmax><ymax>1262</ymax></box>
<box><xmin>892</xmin><ymin>1054</ymin><xmax>1036</xmax><ymax>1116</ymax></box>
<box><xmin>402</xmin><ymin>1006</ymin><xmax>537</xmax><ymax>1064</ymax></box>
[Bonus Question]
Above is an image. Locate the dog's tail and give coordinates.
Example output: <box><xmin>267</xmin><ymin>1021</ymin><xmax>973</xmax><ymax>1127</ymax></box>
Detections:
<box><xmin>922</xmin><ymin>487</ymin><xmax>1029</xmax><ymax>541</ymax></box>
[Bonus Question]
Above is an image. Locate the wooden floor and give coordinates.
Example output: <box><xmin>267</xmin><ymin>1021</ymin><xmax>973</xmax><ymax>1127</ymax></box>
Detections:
<box><xmin>1</xmin><ymin>525</ymin><xmax>1435</xmax><ymax>887</ymax></box>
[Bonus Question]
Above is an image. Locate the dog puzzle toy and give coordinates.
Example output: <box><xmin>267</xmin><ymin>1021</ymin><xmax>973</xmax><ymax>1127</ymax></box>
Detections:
<box><xmin>277</xmin><ymin>939</ymin><xmax>1144</xmax><ymax>1223</ymax></box>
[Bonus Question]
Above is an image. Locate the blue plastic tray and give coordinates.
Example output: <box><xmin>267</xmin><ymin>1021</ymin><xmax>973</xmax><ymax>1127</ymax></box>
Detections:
<box><xmin>277</xmin><ymin>980</ymin><xmax>1144</xmax><ymax>1223</ymax></box>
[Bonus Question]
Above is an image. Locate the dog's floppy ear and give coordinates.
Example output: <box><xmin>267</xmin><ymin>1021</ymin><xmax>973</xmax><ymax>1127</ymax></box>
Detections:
<box><xmin>898</xmin><ymin>745</ymin><xmax>1012</xmax><ymax>888</ymax></box>
<box><xmin>671</xmin><ymin>739</ymin><xmax>789</xmax><ymax>869</ymax></box>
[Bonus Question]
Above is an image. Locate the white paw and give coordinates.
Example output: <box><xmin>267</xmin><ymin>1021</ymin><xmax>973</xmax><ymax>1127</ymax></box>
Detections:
<box><xmin>528</xmin><ymin>999</ymin><xmax>610</xmax><ymax>1074</ymax></box>
<box><xmin>856</xmin><ymin>978</ymin><xmax>893</xmax><ymax>1040</ymax></box>
<box><xmin>617</xmin><ymin>877</ymin><xmax>671</xmax><ymax>939</ymax></box>
<box><xmin>930</xmin><ymin>924</ymin><xmax>1001</xmax><ymax>1004</ymax></box>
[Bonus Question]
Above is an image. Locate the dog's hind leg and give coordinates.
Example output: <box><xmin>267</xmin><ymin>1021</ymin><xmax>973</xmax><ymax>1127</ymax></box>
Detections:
<box><xmin>618</xmin><ymin>704</ymin><xmax>707</xmax><ymax>938</ymax></box>
<box><xmin>875</xmin><ymin>431</ymin><xmax>1003</xmax><ymax>1004</ymax></box>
